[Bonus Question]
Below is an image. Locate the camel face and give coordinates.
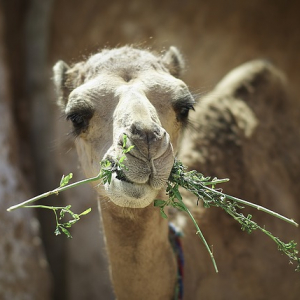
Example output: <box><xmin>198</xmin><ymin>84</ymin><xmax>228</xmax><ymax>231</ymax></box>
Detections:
<box><xmin>53</xmin><ymin>46</ymin><xmax>195</xmax><ymax>208</ymax></box>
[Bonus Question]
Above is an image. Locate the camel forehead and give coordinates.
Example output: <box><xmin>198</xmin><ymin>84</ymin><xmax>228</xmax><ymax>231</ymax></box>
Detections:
<box><xmin>68</xmin><ymin>70</ymin><xmax>190</xmax><ymax>108</ymax></box>
<box><xmin>84</xmin><ymin>46</ymin><xmax>166</xmax><ymax>80</ymax></box>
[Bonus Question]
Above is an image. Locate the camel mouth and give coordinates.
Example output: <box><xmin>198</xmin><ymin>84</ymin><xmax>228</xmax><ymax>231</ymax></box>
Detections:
<box><xmin>104</xmin><ymin>156</ymin><xmax>133</xmax><ymax>183</ymax></box>
<box><xmin>115</xmin><ymin>169</ymin><xmax>134</xmax><ymax>184</ymax></box>
<box><xmin>106</xmin><ymin>154</ymin><xmax>152</xmax><ymax>185</ymax></box>
<box><xmin>104</xmin><ymin>173</ymin><xmax>158</xmax><ymax>208</ymax></box>
<box><xmin>102</xmin><ymin>144</ymin><xmax>174</xmax><ymax>208</ymax></box>
<box><xmin>106</xmin><ymin>156</ymin><xmax>142</xmax><ymax>185</ymax></box>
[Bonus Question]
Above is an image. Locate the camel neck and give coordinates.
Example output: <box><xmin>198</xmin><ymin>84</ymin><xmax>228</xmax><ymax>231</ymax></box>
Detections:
<box><xmin>99</xmin><ymin>197</ymin><xmax>177</xmax><ymax>300</ymax></box>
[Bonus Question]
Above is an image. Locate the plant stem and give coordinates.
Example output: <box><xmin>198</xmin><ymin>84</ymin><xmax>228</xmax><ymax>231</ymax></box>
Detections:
<box><xmin>184</xmin><ymin>203</ymin><xmax>219</xmax><ymax>273</ymax></box>
<box><xmin>204</xmin><ymin>186</ymin><xmax>299</xmax><ymax>227</ymax></box>
<box><xmin>23</xmin><ymin>205</ymin><xmax>65</xmax><ymax>210</ymax></box>
<box><xmin>200</xmin><ymin>179</ymin><xmax>230</xmax><ymax>186</ymax></box>
<box><xmin>7</xmin><ymin>173</ymin><xmax>101</xmax><ymax>212</ymax></box>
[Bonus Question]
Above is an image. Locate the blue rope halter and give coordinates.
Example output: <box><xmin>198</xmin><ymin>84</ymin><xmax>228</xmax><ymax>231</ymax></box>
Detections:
<box><xmin>168</xmin><ymin>223</ymin><xmax>184</xmax><ymax>300</ymax></box>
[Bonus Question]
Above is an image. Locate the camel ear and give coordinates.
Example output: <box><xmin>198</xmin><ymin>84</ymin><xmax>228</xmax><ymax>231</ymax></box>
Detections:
<box><xmin>53</xmin><ymin>60</ymin><xmax>71</xmax><ymax>109</ymax></box>
<box><xmin>162</xmin><ymin>46</ymin><xmax>185</xmax><ymax>78</ymax></box>
<box><xmin>53</xmin><ymin>60</ymin><xmax>85</xmax><ymax>109</ymax></box>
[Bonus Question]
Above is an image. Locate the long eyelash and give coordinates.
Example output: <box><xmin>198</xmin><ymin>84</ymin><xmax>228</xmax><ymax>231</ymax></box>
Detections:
<box><xmin>190</xmin><ymin>84</ymin><xmax>214</xmax><ymax>98</ymax></box>
<box><xmin>57</xmin><ymin>112</ymin><xmax>77</xmax><ymax>137</ymax></box>
<box><xmin>188</xmin><ymin>102</ymin><xmax>196</xmax><ymax>111</ymax></box>
<box><xmin>185</xmin><ymin>118</ymin><xmax>201</xmax><ymax>132</ymax></box>
<box><xmin>68</xmin><ymin>128</ymin><xmax>80</xmax><ymax>138</ymax></box>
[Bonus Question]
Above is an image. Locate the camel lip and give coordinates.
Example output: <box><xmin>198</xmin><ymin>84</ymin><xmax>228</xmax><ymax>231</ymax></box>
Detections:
<box><xmin>105</xmin><ymin>154</ymin><xmax>153</xmax><ymax>185</ymax></box>
<box><xmin>107</xmin><ymin>173</ymin><xmax>156</xmax><ymax>205</ymax></box>
<box><xmin>104</xmin><ymin>157</ymin><xmax>135</xmax><ymax>184</ymax></box>
<box><xmin>110</xmin><ymin>172</ymin><xmax>153</xmax><ymax>191</ymax></box>
<box><xmin>115</xmin><ymin>169</ymin><xmax>134</xmax><ymax>184</ymax></box>
<box><xmin>114</xmin><ymin>171</ymin><xmax>152</xmax><ymax>188</ymax></box>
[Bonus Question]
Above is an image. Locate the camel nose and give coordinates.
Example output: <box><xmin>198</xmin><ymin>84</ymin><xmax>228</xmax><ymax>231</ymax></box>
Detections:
<box><xmin>128</xmin><ymin>121</ymin><xmax>169</xmax><ymax>160</ymax></box>
<box><xmin>130</xmin><ymin>122</ymin><xmax>162</xmax><ymax>144</ymax></box>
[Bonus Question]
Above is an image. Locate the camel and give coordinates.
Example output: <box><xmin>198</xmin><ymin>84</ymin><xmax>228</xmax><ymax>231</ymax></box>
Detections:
<box><xmin>53</xmin><ymin>46</ymin><xmax>300</xmax><ymax>300</ymax></box>
<box><xmin>53</xmin><ymin>46</ymin><xmax>193</xmax><ymax>300</ymax></box>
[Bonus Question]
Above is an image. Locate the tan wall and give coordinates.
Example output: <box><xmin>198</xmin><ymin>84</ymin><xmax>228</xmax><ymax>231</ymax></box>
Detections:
<box><xmin>0</xmin><ymin>3</ymin><xmax>51</xmax><ymax>299</ymax></box>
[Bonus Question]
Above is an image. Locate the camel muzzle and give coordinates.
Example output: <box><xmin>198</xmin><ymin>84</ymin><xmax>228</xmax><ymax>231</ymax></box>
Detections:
<box><xmin>127</xmin><ymin>121</ymin><xmax>169</xmax><ymax>161</ymax></box>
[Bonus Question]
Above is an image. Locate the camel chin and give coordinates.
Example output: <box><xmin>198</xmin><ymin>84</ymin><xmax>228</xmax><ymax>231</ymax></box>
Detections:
<box><xmin>101</xmin><ymin>140</ymin><xmax>174</xmax><ymax>208</ymax></box>
<box><xmin>105</xmin><ymin>174</ymin><xmax>158</xmax><ymax>208</ymax></box>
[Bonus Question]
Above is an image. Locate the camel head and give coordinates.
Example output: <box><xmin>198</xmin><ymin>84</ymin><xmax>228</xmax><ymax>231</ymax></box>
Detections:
<box><xmin>53</xmin><ymin>46</ymin><xmax>195</xmax><ymax>208</ymax></box>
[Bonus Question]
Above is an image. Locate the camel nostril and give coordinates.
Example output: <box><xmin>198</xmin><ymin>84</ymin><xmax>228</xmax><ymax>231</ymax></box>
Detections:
<box><xmin>130</xmin><ymin>123</ymin><xmax>145</xmax><ymax>139</ymax></box>
<box><xmin>130</xmin><ymin>122</ymin><xmax>162</xmax><ymax>144</ymax></box>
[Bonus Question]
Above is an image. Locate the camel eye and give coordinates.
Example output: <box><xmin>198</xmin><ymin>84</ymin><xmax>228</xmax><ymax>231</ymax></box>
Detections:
<box><xmin>179</xmin><ymin>104</ymin><xmax>195</xmax><ymax>119</ymax></box>
<box><xmin>66</xmin><ymin>109</ymin><xmax>93</xmax><ymax>135</ymax></box>
<box><xmin>68</xmin><ymin>113</ymin><xmax>85</xmax><ymax>126</ymax></box>
<box><xmin>174</xmin><ymin>97</ymin><xmax>195</xmax><ymax>123</ymax></box>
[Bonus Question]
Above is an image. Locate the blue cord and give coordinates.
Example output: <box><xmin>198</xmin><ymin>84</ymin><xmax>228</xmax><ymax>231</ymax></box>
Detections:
<box><xmin>169</xmin><ymin>223</ymin><xmax>184</xmax><ymax>300</ymax></box>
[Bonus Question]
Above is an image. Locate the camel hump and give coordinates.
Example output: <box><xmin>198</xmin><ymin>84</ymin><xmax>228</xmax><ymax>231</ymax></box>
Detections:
<box><xmin>179</xmin><ymin>60</ymin><xmax>299</xmax><ymax>214</ymax></box>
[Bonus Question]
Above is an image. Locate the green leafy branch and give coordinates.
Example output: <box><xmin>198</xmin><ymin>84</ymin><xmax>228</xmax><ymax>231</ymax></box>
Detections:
<box><xmin>7</xmin><ymin>135</ymin><xmax>133</xmax><ymax>238</ymax></box>
<box><xmin>154</xmin><ymin>182</ymin><xmax>219</xmax><ymax>273</ymax></box>
<box><xmin>154</xmin><ymin>159</ymin><xmax>300</xmax><ymax>272</ymax></box>
<box><xmin>6</xmin><ymin>137</ymin><xmax>300</xmax><ymax>271</ymax></box>
<box><xmin>24</xmin><ymin>204</ymin><xmax>91</xmax><ymax>238</ymax></box>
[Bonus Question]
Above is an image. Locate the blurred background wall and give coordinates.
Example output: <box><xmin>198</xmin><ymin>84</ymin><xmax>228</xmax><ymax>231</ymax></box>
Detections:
<box><xmin>0</xmin><ymin>0</ymin><xmax>300</xmax><ymax>299</ymax></box>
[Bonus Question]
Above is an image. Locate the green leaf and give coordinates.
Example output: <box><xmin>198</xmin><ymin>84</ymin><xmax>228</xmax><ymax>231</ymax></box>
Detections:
<box><xmin>173</xmin><ymin>188</ymin><xmax>182</xmax><ymax>201</ymax></box>
<box><xmin>154</xmin><ymin>199</ymin><xmax>166</xmax><ymax>207</ymax></box>
<box><xmin>61</xmin><ymin>227</ymin><xmax>72</xmax><ymax>238</ymax></box>
<box><xmin>121</xmin><ymin>134</ymin><xmax>134</xmax><ymax>154</ymax></box>
<box><xmin>160</xmin><ymin>207</ymin><xmax>168</xmax><ymax>219</ymax></box>
<box><xmin>101</xmin><ymin>160</ymin><xmax>111</xmax><ymax>169</ymax></box>
<box><xmin>172</xmin><ymin>201</ymin><xmax>187</xmax><ymax>212</ymax></box>
<box><xmin>66</xmin><ymin>219</ymin><xmax>78</xmax><ymax>226</ymax></box>
<box><xmin>79</xmin><ymin>208</ymin><xmax>92</xmax><ymax>216</ymax></box>
<box><xmin>60</xmin><ymin>173</ymin><xmax>73</xmax><ymax>187</ymax></box>
<box><xmin>107</xmin><ymin>172</ymin><xmax>112</xmax><ymax>184</ymax></box>
<box><xmin>103</xmin><ymin>171</ymin><xmax>112</xmax><ymax>184</ymax></box>
<box><xmin>119</xmin><ymin>155</ymin><xmax>126</xmax><ymax>164</ymax></box>
<box><xmin>59</xmin><ymin>209</ymin><xmax>66</xmax><ymax>219</ymax></box>
<box><xmin>54</xmin><ymin>227</ymin><xmax>61</xmax><ymax>236</ymax></box>
<box><xmin>122</xmin><ymin>134</ymin><xmax>128</xmax><ymax>148</ymax></box>
<box><xmin>123</xmin><ymin>145</ymin><xmax>134</xmax><ymax>154</ymax></box>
